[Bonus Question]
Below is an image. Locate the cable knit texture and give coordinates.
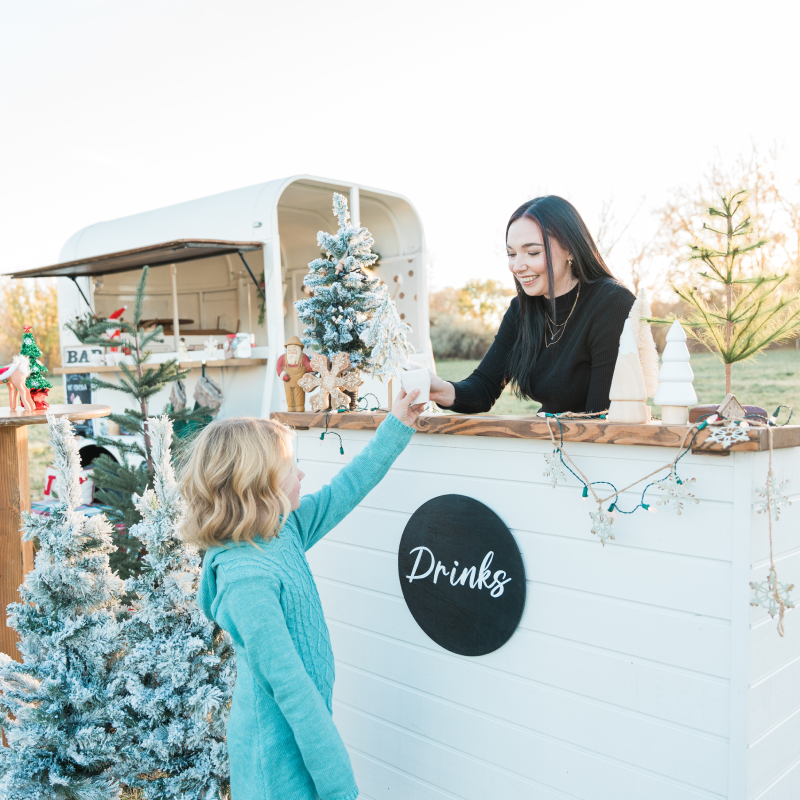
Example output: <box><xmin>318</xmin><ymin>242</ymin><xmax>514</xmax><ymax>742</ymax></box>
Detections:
<box><xmin>448</xmin><ymin>278</ymin><xmax>635</xmax><ymax>414</ymax></box>
<box><xmin>198</xmin><ymin>413</ymin><xmax>414</xmax><ymax>800</ymax></box>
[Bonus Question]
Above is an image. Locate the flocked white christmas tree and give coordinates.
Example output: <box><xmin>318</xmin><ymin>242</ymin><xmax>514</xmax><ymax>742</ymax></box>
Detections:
<box><xmin>0</xmin><ymin>413</ymin><xmax>124</xmax><ymax>800</ymax></box>
<box><xmin>108</xmin><ymin>416</ymin><xmax>235</xmax><ymax>799</ymax></box>
<box><xmin>653</xmin><ymin>320</ymin><xmax>697</xmax><ymax>424</ymax></box>
<box><xmin>294</xmin><ymin>193</ymin><xmax>382</xmax><ymax>370</ymax></box>
<box><xmin>628</xmin><ymin>287</ymin><xmax>660</xmax><ymax>398</ymax></box>
<box><xmin>607</xmin><ymin>319</ymin><xmax>649</xmax><ymax>423</ymax></box>
<box><xmin>360</xmin><ymin>286</ymin><xmax>414</xmax><ymax>382</ymax></box>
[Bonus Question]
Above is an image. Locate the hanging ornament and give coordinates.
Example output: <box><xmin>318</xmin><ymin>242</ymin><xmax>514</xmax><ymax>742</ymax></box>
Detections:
<box><xmin>755</xmin><ymin>473</ymin><xmax>792</xmax><ymax>522</ymax></box>
<box><xmin>656</xmin><ymin>469</ymin><xmax>699</xmax><ymax>515</ymax></box>
<box><xmin>705</xmin><ymin>420</ymin><xmax>750</xmax><ymax>449</ymax></box>
<box><xmin>542</xmin><ymin>451</ymin><xmax>566</xmax><ymax>488</ymax></box>
<box><xmin>589</xmin><ymin>506</ymin><xmax>615</xmax><ymax>546</ymax></box>
<box><xmin>750</xmin><ymin>568</ymin><xmax>795</xmax><ymax>626</ymax></box>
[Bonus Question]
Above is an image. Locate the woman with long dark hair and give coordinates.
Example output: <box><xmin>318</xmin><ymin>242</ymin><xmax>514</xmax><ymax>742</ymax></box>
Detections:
<box><xmin>429</xmin><ymin>196</ymin><xmax>635</xmax><ymax>414</ymax></box>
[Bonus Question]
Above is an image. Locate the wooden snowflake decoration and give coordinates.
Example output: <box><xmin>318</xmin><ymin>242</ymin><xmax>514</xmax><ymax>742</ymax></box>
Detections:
<box><xmin>298</xmin><ymin>352</ymin><xmax>362</xmax><ymax>412</ymax></box>
<box><xmin>656</xmin><ymin>469</ymin><xmax>698</xmax><ymax>515</ymax></box>
<box><xmin>751</xmin><ymin>568</ymin><xmax>795</xmax><ymax>623</ymax></box>
<box><xmin>705</xmin><ymin>420</ymin><xmax>750</xmax><ymax>449</ymax></box>
<box><xmin>755</xmin><ymin>473</ymin><xmax>792</xmax><ymax>522</ymax></box>
<box><xmin>589</xmin><ymin>506</ymin><xmax>615</xmax><ymax>546</ymax></box>
<box><xmin>542</xmin><ymin>451</ymin><xmax>566</xmax><ymax>488</ymax></box>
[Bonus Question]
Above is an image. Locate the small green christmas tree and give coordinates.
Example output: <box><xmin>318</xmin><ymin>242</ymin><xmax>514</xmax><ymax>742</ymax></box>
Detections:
<box><xmin>66</xmin><ymin>266</ymin><xmax>212</xmax><ymax>578</ymax></box>
<box><xmin>20</xmin><ymin>324</ymin><xmax>52</xmax><ymax>409</ymax></box>
<box><xmin>294</xmin><ymin>193</ymin><xmax>382</xmax><ymax>370</ymax></box>
<box><xmin>675</xmin><ymin>191</ymin><xmax>800</xmax><ymax>394</ymax></box>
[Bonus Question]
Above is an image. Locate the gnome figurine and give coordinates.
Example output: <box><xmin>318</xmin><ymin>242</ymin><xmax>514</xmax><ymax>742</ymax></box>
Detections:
<box><xmin>277</xmin><ymin>336</ymin><xmax>312</xmax><ymax>412</ymax></box>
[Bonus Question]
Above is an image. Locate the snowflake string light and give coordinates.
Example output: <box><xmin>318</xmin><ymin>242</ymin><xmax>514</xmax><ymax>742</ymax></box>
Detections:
<box><xmin>755</xmin><ymin>473</ymin><xmax>792</xmax><ymax>521</ymax></box>
<box><xmin>705</xmin><ymin>420</ymin><xmax>750</xmax><ymax>449</ymax></box>
<box><xmin>589</xmin><ymin>506</ymin><xmax>615</xmax><ymax>546</ymax></box>
<box><xmin>542</xmin><ymin>450</ymin><xmax>566</xmax><ymax>488</ymax></box>
<box><xmin>751</xmin><ymin>568</ymin><xmax>795</xmax><ymax>620</ymax></box>
<box><xmin>656</xmin><ymin>469</ymin><xmax>699</xmax><ymax>515</ymax></box>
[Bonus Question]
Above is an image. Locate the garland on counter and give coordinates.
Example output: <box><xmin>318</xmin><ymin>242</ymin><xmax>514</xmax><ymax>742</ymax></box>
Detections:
<box><xmin>540</xmin><ymin>406</ymin><xmax>795</xmax><ymax>636</ymax></box>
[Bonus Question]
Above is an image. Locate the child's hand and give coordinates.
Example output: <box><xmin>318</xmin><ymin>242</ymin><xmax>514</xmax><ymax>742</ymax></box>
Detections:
<box><xmin>392</xmin><ymin>388</ymin><xmax>424</xmax><ymax>427</ymax></box>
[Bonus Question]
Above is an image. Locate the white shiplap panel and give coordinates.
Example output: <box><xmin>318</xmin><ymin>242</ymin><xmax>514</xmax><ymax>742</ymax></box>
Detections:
<box><xmin>748</xmin><ymin>654</ymin><xmax>800</xmax><ymax>744</ymax></box>
<box><xmin>299</xmin><ymin>431</ymin><xmax>735</xmax><ymax>503</ymax></box>
<box><xmin>335</xmin><ymin>701</ymin><xmax>721</xmax><ymax>800</ymax></box>
<box><xmin>320</xmin><ymin>585</ymin><xmax>730</xmax><ymax>736</ymax></box>
<box><xmin>746</xmin><ymin>709</ymin><xmax>800</xmax><ymax>800</ymax></box>
<box><xmin>348</xmin><ymin>749</ymin><xmax>465</xmax><ymax>800</ymax></box>
<box><xmin>335</xmin><ymin>662</ymin><xmax>729</xmax><ymax>794</ymax></box>
<box><xmin>321</xmin><ymin>506</ymin><xmax>732</xmax><ymax>675</ymax></box>
<box><xmin>308</xmin><ymin>526</ymin><xmax>732</xmax><ymax>619</ymax></box>
<box><xmin>749</xmin><ymin>610</ymin><xmax>800</xmax><ymax>686</ymax></box>
<box><xmin>753</xmin><ymin>755</ymin><xmax>800</xmax><ymax>800</ymax></box>
<box><xmin>298</xmin><ymin>458</ymin><xmax>735</xmax><ymax>562</ymax></box>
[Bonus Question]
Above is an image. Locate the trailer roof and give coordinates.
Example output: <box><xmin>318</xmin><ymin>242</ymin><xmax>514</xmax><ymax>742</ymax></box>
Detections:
<box><xmin>10</xmin><ymin>239</ymin><xmax>262</xmax><ymax>279</ymax></box>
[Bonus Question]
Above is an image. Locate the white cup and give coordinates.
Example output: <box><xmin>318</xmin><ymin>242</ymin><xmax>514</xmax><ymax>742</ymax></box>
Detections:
<box><xmin>400</xmin><ymin>367</ymin><xmax>431</xmax><ymax>404</ymax></box>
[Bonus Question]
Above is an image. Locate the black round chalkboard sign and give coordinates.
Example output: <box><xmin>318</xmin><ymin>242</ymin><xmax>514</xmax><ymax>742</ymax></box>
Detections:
<box><xmin>398</xmin><ymin>494</ymin><xmax>526</xmax><ymax>656</ymax></box>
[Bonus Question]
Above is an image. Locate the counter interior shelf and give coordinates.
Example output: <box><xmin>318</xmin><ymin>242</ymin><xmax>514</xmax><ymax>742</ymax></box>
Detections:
<box><xmin>54</xmin><ymin>357</ymin><xmax>268</xmax><ymax>375</ymax></box>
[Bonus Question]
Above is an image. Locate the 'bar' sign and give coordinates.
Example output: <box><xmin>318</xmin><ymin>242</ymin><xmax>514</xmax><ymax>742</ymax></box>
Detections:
<box><xmin>398</xmin><ymin>494</ymin><xmax>526</xmax><ymax>656</ymax></box>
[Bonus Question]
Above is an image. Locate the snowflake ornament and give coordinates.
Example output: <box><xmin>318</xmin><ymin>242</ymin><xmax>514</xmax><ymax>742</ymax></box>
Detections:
<box><xmin>543</xmin><ymin>450</ymin><xmax>566</xmax><ymax>488</ymax></box>
<box><xmin>656</xmin><ymin>469</ymin><xmax>699</xmax><ymax>515</ymax></box>
<box><xmin>705</xmin><ymin>420</ymin><xmax>750</xmax><ymax>449</ymax></box>
<box><xmin>751</xmin><ymin>568</ymin><xmax>795</xmax><ymax>620</ymax></box>
<box><xmin>298</xmin><ymin>351</ymin><xmax>362</xmax><ymax>411</ymax></box>
<box><xmin>589</xmin><ymin>506</ymin><xmax>615</xmax><ymax>546</ymax></box>
<box><xmin>755</xmin><ymin>473</ymin><xmax>792</xmax><ymax>521</ymax></box>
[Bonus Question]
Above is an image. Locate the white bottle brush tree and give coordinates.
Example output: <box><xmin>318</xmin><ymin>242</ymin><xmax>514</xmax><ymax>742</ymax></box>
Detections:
<box><xmin>0</xmin><ymin>414</ymin><xmax>125</xmax><ymax>800</ymax></box>
<box><xmin>294</xmin><ymin>193</ymin><xmax>382</xmax><ymax>370</ymax></box>
<box><xmin>360</xmin><ymin>286</ymin><xmax>414</xmax><ymax>382</ymax></box>
<box><xmin>108</xmin><ymin>416</ymin><xmax>235</xmax><ymax>800</ymax></box>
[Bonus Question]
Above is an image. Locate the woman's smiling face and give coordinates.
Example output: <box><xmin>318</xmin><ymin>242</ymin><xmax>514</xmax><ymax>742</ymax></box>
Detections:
<box><xmin>506</xmin><ymin>216</ymin><xmax>575</xmax><ymax>297</ymax></box>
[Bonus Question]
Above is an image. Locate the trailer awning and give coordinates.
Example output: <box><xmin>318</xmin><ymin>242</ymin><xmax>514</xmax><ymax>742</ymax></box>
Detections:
<box><xmin>9</xmin><ymin>239</ymin><xmax>263</xmax><ymax>280</ymax></box>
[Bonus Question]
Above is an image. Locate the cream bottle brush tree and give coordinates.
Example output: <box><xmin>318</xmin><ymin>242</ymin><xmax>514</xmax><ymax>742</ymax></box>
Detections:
<box><xmin>671</xmin><ymin>191</ymin><xmax>800</xmax><ymax>395</ymax></box>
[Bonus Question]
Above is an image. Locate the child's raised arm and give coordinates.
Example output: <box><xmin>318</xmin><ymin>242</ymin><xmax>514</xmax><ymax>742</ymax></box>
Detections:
<box><xmin>291</xmin><ymin>390</ymin><xmax>420</xmax><ymax>551</ymax></box>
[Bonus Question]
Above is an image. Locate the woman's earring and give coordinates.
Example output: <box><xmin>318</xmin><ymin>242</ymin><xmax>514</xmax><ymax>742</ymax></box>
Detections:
<box><xmin>568</xmin><ymin>259</ymin><xmax>574</xmax><ymax>269</ymax></box>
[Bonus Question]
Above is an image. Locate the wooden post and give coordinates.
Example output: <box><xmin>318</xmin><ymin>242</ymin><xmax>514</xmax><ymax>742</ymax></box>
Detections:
<box><xmin>0</xmin><ymin>425</ymin><xmax>35</xmax><ymax>661</ymax></box>
<box><xmin>170</xmin><ymin>263</ymin><xmax>180</xmax><ymax>351</ymax></box>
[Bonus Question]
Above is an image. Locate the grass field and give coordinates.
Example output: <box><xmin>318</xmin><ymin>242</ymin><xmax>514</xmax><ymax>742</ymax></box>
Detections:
<box><xmin>435</xmin><ymin>349</ymin><xmax>800</xmax><ymax>419</ymax></box>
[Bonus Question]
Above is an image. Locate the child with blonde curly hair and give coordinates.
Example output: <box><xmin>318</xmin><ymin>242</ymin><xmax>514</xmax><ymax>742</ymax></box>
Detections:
<box><xmin>180</xmin><ymin>389</ymin><xmax>422</xmax><ymax>800</ymax></box>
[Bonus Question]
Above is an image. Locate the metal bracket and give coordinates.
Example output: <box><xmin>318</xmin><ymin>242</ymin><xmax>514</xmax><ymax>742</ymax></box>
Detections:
<box><xmin>238</xmin><ymin>252</ymin><xmax>267</xmax><ymax>303</ymax></box>
<box><xmin>69</xmin><ymin>276</ymin><xmax>92</xmax><ymax>310</ymax></box>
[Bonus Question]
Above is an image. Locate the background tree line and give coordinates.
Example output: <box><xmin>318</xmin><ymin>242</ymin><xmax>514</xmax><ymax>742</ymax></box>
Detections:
<box><xmin>432</xmin><ymin>146</ymin><xmax>800</xmax><ymax>358</ymax></box>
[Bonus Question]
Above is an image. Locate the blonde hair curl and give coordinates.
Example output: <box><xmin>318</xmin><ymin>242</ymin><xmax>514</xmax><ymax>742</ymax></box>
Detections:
<box><xmin>178</xmin><ymin>416</ymin><xmax>295</xmax><ymax>549</ymax></box>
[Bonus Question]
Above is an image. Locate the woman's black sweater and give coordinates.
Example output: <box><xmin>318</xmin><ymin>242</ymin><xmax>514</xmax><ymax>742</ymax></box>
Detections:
<box><xmin>448</xmin><ymin>278</ymin><xmax>636</xmax><ymax>415</ymax></box>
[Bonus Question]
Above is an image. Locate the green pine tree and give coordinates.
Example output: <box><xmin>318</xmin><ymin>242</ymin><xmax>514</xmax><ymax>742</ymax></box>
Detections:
<box><xmin>66</xmin><ymin>266</ymin><xmax>212</xmax><ymax>578</ymax></box>
<box><xmin>674</xmin><ymin>191</ymin><xmax>800</xmax><ymax>394</ymax></box>
<box><xmin>20</xmin><ymin>325</ymin><xmax>52</xmax><ymax>409</ymax></box>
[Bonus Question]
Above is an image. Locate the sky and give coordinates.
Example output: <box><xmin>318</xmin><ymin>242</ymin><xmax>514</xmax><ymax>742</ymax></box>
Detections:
<box><xmin>2</xmin><ymin>0</ymin><xmax>800</xmax><ymax>290</ymax></box>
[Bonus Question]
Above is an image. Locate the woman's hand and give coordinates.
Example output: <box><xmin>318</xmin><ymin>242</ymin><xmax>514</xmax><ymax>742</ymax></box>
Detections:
<box><xmin>392</xmin><ymin>388</ymin><xmax>425</xmax><ymax>426</ymax></box>
<box><xmin>403</xmin><ymin>363</ymin><xmax>456</xmax><ymax>408</ymax></box>
<box><xmin>429</xmin><ymin>372</ymin><xmax>456</xmax><ymax>407</ymax></box>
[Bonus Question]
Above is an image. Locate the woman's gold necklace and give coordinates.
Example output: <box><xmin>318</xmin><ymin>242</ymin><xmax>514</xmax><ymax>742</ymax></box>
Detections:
<box><xmin>545</xmin><ymin>282</ymin><xmax>581</xmax><ymax>347</ymax></box>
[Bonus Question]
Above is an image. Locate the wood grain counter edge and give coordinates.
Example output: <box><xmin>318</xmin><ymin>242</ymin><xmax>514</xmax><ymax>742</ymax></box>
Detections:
<box><xmin>270</xmin><ymin>411</ymin><xmax>800</xmax><ymax>452</ymax></box>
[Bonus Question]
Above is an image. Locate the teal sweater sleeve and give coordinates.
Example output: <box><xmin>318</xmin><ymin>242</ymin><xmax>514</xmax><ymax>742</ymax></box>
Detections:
<box><xmin>291</xmin><ymin>413</ymin><xmax>414</xmax><ymax>551</ymax></box>
<box><xmin>216</xmin><ymin>567</ymin><xmax>358</xmax><ymax>800</ymax></box>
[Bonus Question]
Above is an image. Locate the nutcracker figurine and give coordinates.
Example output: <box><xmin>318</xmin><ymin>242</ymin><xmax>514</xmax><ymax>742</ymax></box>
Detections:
<box><xmin>277</xmin><ymin>336</ymin><xmax>312</xmax><ymax>412</ymax></box>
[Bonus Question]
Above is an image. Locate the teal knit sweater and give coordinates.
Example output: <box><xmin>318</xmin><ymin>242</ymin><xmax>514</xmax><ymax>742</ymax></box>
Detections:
<box><xmin>198</xmin><ymin>414</ymin><xmax>415</xmax><ymax>800</ymax></box>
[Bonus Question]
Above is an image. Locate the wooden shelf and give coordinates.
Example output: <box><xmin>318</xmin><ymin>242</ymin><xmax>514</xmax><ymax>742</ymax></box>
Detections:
<box><xmin>54</xmin><ymin>357</ymin><xmax>268</xmax><ymax>375</ymax></box>
<box><xmin>270</xmin><ymin>411</ymin><xmax>800</xmax><ymax>452</ymax></box>
<box><xmin>0</xmin><ymin>404</ymin><xmax>111</xmax><ymax>427</ymax></box>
